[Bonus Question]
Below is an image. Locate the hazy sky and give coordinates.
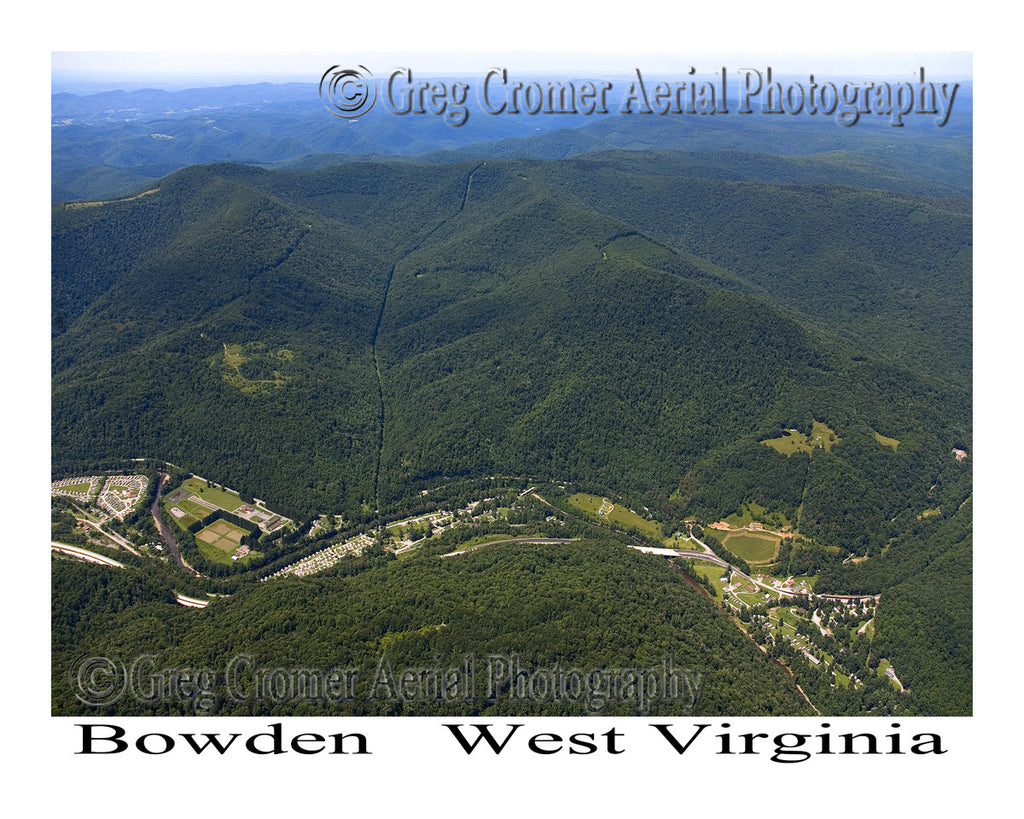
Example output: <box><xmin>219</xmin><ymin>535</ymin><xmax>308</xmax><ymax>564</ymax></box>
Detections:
<box><xmin>47</xmin><ymin>0</ymin><xmax>976</xmax><ymax>94</ymax></box>
<box><xmin>51</xmin><ymin>50</ymin><xmax>972</xmax><ymax>91</ymax></box>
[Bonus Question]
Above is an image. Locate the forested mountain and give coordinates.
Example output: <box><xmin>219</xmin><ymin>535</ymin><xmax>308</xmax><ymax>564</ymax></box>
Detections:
<box><xmin>52</xmin><ymin>540</ymin><xmax>814</xmax><ymax>716</ymax></box>
<box><xmin>53</xmin><ymin>155</ymin><xmax>970</xmax><ymax>516</ymax></box>
<box><xmin>52</xmin><ymin>127</ymin><xmax>971</xmax><ymax>715</ymax></box>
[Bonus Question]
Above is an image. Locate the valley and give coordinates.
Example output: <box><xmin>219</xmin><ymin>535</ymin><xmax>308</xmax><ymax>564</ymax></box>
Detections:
<box><xmin>52</xmin><ymin>452</ymin><xmax>959</xmax><ymax>717</ymax></box>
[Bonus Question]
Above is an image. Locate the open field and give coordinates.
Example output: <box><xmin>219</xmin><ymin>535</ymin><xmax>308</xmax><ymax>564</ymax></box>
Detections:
<box><xmin>722</xmin><ymin>501</ymin><xmax>792</xmax><ymax>532</ymax></box>
<box><xmin>763</xmin><ymin>419</ymin><xmax>840</xmax><ymax>455</ymax></box>
<box><xmin>722</xmin><ymin>501</ymin><xmax>764</xmax><ymax>528</ymax></box>
<box><xmin>178</xmin><ymin>497</ymin><xmax>214</xmax><ymax>517</ymax></box>
<box><xmin>170</xmin><ymin>476</ymin><xmax>291</xmax><ymax>534</ymax></box>
<box><xmin>196</xmin><ymin>518</ymin><xmax>249</xmax><ymax>553</ymax></box>
<box><xmin>182</xmin><ymin>477</ymin><xmax>244</xmax><ymax>512</ymax></box>
<box><xmin>691</xmin><ymin>563</ymin><xmax>728</xmax><ymax>597</ymax></box>
<box><xmin>167</xmin><ymin>508</ymin><xmax>203</xmax><ymax>529</ymax></box>
<box><xmin>223</xmin><ymin>343</ymin><xmax>246</xmax><ymax>370</ymax></box>
<box><xmin>720</xmin><ymin>531</ymin><xmax>779</xmax><ymax>564</ymax></box>
<box><xmin>690</xmin><ymin>563</ymin><xmax>785</xmax><ymax>607</ymax></box>
<box><xmin>568</xmin><ymin>493</ymin><xmax>667</xmax><ymax>542</ymax></box>
<box><xmin>196</xmin><ymin>541</ymin><xmax>262</xmax><ymax>566</ymax></box>
<box><xmin>876</xmin><ymin>659</ymin><xmax>902</xmax><ymax>691</ymax></box>
<box><xmin>731</xmin><ymin>580</ymin><xmax>775</xmax><ymax>608</ymax></box>
<box><xmin>220</xmin><ymin>342</ymin><xmax>291</xmax><ymax>393</ymax></box>
<box><xmin>164</xmin><ymin>494</ymin><xmax>207</xmax><ymax>530</ymax></box>
<box><xmin>194</xmin><ymin>518</ymin><xmax>261</xmax><ymax>566</ymax></box>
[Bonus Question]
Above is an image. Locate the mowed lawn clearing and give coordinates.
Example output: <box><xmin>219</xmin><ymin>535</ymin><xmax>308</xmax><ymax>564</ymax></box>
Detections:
<box><xmin>568</xmin><ymin>493</ymin><xmax>669</xmax><ymax>543</ymax></box>
<box><xmin>763</xmin><ymin>419</ymin><xmax>840</xmax><ymax>455</ymax></box>
<box><xmin>63</xmin><ymin>482</ymin><xmax>93</xmax><ymax>494</ymax></box>
<box><xmin>720</xmin><ymin>530</ymin><xmax>780</xmax><ymax>564</ymax></box>
<box><xmin>182</xmin><ymin>477</ymin><xmax>245</xmax><ymax>512</ymax></box>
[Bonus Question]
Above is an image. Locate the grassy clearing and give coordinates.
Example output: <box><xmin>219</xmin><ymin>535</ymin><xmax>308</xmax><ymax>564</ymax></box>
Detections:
<box><xmin>178</xmin><ymin>497</ymin><xmax>213</xmax><ymax>517</ymax></box>
<box><xmin>762</xmin><ymin>431</ymin><xmax>803</xmax><ymax>455</ymax></box>
<box><xmin>720</xmin><ymin>531</ymin><xmax>779</xmax><ymax>564</ymax></box>
<box><xmin>182</xmin><ymin>477</ymin><xmax>244</xmax><ymax>512</ymax></box>
<box><xmin>874</xmin><ymin>430</ymin><xmax>900</xmax><ymax>451</ymax></box>
<box><xmin>62</xmin><ymin>482</ymin><xmax>93</xmax><ymax>494</ymax></box>
<box><xmin>723</xmin><ymin>501</ymin><xmax>792</xmax><ymax>531</ymax></box>
<box><xmin>569</xmin><ymin>493</ymin><xmax>605</xmax><ymax>516</ymax></box>
<box><xmin>167</xmin><ymin>509</ymin><xmax>202</xmax><ymax>530</ymax></box>
<box><xmin>732</xmin><ymin>582</ymin><xmax>772</xmax><ymax>607</ymax></box>
<box><xmin>787</xmin><ymin>574</ymin><xmax>818</xmax><ymax>591</ymax></box>
<box><xmin>568</xmin><ymin>492</ymin><xmax>667</xmax><ymax>542</ymax></box>
<box><xmin>723</xmin><ymin>501</ymin><xmax>765</xmax><ymax>528</ymax></box>
<box><xmin>691</xmin><ymin>563</ymin><xmax>788</xmax><ymax>609</ymax></box>
<box><xmin>769</xmin><ymin>610</ymin><xmax>799</xmax><ymax>638</ymax></box>
<box><xmin>875</xmin><ymin>659</ymin><xmax>902</xmax><ymax>691</ymax></box>
<box><xmin>223</xmin><ymin>343</ymin><xmax>246</xmax><ymax>370</ymax></box>
<box><xmin>196</xmin><ymin>538</ymin><xmax>261</xmax><ymax>566</ymax></box>
<box><xmin>219</xmin><ymin>342</ymin><xmax>290</xmax><ymax>394</ymax></box>
<box><xmin>692</xmin><ymin>563</ymin><xmax>728</xmax><ymax>597</ymax></box>
<box><xmin>763</xmin><ymin>419</ymin><xmax>840</xmax><ymax>455</ymax></box>
<box><xmin>197</xmin><ymin>518</ymin><xmax>250</xmax><ymax>553</ymax></box>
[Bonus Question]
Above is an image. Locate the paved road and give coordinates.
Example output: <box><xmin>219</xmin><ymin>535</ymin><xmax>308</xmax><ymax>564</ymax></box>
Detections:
<box><xmin>441</xmin><ymin>537</ymin><xmax>576</xmax><ymax>558</ymax></box>
<box><xmin>174</xmin><ymin>592</ymin><xmax>210</xmax><ymax>608</ymax></box>
<box><xmin>51</xmin><ymin>541</ymin><xmax>125</xmax><ymax>568</ymax></box>
<box><xmin>86</xmin><ymin>520</ymin><xmax>140</xmax><ymax>556</ymax></box>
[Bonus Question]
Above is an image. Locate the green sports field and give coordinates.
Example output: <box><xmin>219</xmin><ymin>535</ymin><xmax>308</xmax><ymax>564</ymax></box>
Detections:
<box><xmin>720</xmin><ymin>531</ymin><xmax>779</xmax><ymax>564</ymax></box>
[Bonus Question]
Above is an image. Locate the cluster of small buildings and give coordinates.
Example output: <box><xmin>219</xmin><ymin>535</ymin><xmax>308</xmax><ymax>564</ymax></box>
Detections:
<box><xmin>263</xmin><ymin>532</ymin><xmax>375</xmax><ymax>580</ymax></box>
<box><xmin>751</xmin><ymin>574</ymin><xmax>809</xmax><ymax>597</ymax></box>
<box><xmin>387</xmin><ymin>511</ymin><xmax>455</xmax><ymax>548</ymax></box>
<box><xmin>95</xmin><ymin>475</ymin><xmax>149</xmax><ymax>519</ymax></box>
<box><xmin>50</xmin><ymin>475</ymin><xmax>103</xmax><ymax>503</ymax></box>
<box><xmin>241</xmin><ymin>507</ymin><xmax>286</xmax><ymax>533</ymax></box>
<box><xmin>216</xmin><ymin>498</ymin><xmax>288</xmax><ymax>534</ymax></box>
<box><xmin>51</xmin><ymin>474</ymin><xmax>148</xmax><ymax>521</ymax></box>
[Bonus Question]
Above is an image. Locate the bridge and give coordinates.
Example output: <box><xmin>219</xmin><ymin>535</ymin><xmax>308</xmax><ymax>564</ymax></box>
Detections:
<box><xmin>628</xmin><ymin>544</ymin><xmax>729</xmax><ymax>566</ymax></box>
